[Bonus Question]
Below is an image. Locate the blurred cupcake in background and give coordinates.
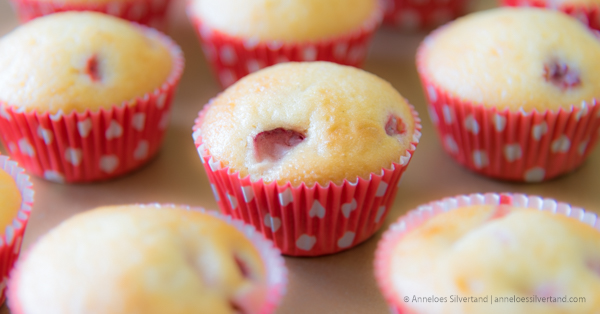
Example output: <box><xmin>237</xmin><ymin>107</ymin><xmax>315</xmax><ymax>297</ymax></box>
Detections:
<box><xmin>375</xmin><ymin>193</ymin><xmax>600</xmax><ymax>313</ymax></box>
<box><xmin>381</xmin><ymin>0</ymin><xmax>470</xmax><ymax>31</ymax></box>
<box><xmin>0</xmin><ymin>12</ymin><xmax>184</xmax><ymax>183</ymax></box>
<box><xmin>417</xmin><ymin>8</ymin><xmax>600</xmax><ymax>182</ymax></box>
<box><xmin>8</xmin><ymin>204</ymin><xmax>287</xmax><ymax>314</ymax></box>
<box><xmin>10</xmin><ymin>0</ymin><xmax>172</xmax><ymax>30</ymax></box>
<box><xmin>503</xmin><ymin>0</ymin><xmax>600</xmax><ymax>31</ymax></box>
<box><xmin>193</xmin><ymin>62</ymin><xmax>421</xmax><ymax>256</ymax></box>
<box><xmin>187</xmin><ymin>0</ymin><xmax>383</xmax><ymax>87</ymax></box>
<box><xmin>0</xmin><ymin>156</ymin><xmax>33</xmax><ymax>305</ymax></box>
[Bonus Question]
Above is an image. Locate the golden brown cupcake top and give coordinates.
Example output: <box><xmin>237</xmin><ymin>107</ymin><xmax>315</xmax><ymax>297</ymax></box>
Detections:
<box><xmin>189</xmin><ymin>0</ymin><xmax>378</xmax><ymax>42</ymax></box>
<box><xmin>197</xmin><ymin>62</ymin><xmax>418</xmax><ymax>187</ymax></box>
<box><xmin>0</xmin><ymin>12</ymin><xmax>173</xmax><ymax>114</ymax></box>
<box><xmin>0</xmin><ymin>168</ymin><xmax>21</xmax><ymax>230</ymax></box>
<box><xmin>419</xmin><ymin>8</ymin><xmax>600</xmax><ymax>112</ymax></box>
<box><xmin>13</xmin><ymin>205</ymin><xmax>268</xmax><ymax>314</ymax></box>
<box><xmin>389</xmin><ymin>205</ymin><xmax>600</xmax><ymax>314</ymax></box>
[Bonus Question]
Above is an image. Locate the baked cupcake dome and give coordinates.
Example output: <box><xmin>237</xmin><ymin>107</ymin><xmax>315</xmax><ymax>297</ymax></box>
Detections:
<box><xmin>197</xmin><ymin>61</ymin><xmax>418</xmax><ymax>187</ymax></box>
<box><xmin>8</xmin><ymin>205</ymin><xmax>287</xmax><ymax>314</ymax></box>
<box><xmin>0</xmin><ymin>156</ymin><xmax>33</xmax><ymax>305</ymax></box>
<box><xmin>0</xmin><ymin>12</ymin><xmax>172</xmax><ymax>114</ymax></box>
<box><xmin>417</xmin><ymin>8</ymin><xmax>600</xmax><ymax>182</ymax></box>
<box><xmin>194</xmin><ymin>61</ymin><xmax>421</xmax><ymax>256</ymax></box>
<box><xmin>375</xmin><ymin>194</ymin><xmax>600</xmax><ymax>314</ymax></box>
<box><xmin>189</xmin><ymin>0</ymin><xmax>377</xmax><ymax>42</ymax></box>
<box><xmin>11</xmin><ymin>0</ymin><xmax>172</xmax><ymax>29</ymax></box>
<box><xmin>420</xmin><ymin>8</ymin><xmax>600</xmax><ymax>112</ymax></box>
<box><xmin>0</xmin><ymin>165</ymin><xmax>23</xmax><ymax>230</ymax></box>
<box><xmin>0</xmin><ymin>12</ymin><xmax>184</xmax><ymax>183</ymax></box>
<box><xmin>503</xmin><ymin>0</ymin><xmax>600</xmax><ymax>31</ymax></box>
<box><xmin>187</xmin><ymin>0</ymin><xmax>383</xmax><ymax>87</ymax></box>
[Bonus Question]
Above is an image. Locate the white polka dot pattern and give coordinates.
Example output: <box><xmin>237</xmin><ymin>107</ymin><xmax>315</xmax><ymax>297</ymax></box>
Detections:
<box><xmin>193</xmin><ymin>104</ymin><xmax>420</xmax><ymax>256</ymax></box>
<box><xmin>309</xmin><ymin>200</ymin><xmax>326</xmax><ymax>218</ymax></box>
<box><xmin>0</xmin><ymin>43</ymin><xmax>180</xmax><ymax>183</ymax></box>
<box><xmin>337</xmin><ymin>232</ymin><xmax>355</xmax><ymax>248</ymax></box>
<box><xmin>296</xmin><ymin>234</ymin><xmax>317</xmax><ymax>251</ymax></box>
<box><xmin>12</xmin><ymin>0</ymin><xmax>171</xmax><ymax>31</ymax></box>
<box><xmin>422</xmin><ymin>81</ymin><xmax>600</xmax><ymax>182</ymax></box>
<box><xmin>190</xmin><ymin>10</ymin><xmax>381</xmax><ymax>88</ymax></box>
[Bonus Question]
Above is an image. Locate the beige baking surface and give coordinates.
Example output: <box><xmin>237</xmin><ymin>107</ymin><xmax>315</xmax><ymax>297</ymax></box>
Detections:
<box><xmin>0</xmin><ymin>0</ymin><xmax>599</xmax><ymax>313</ymax></box>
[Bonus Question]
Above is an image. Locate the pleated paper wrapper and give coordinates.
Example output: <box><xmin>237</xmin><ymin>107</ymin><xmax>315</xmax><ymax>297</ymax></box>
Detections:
<box><xmin>0</xmin><ymin>156</ymin><xmax>33</xmax><ymax>305</ymax></box>
<box><xmin>0</xmin><ymin>26</ymin><xmax>184</xmax><ymax>183</ymax></box>
<box><xmin>10</xmin><ymin>0</ymin><xmax>171</xmax><ymax>30</ymax></box>
<box><xmin>187</xmin><ymin>5</ymin><xmax>383</xmax><ymax>88</ymax></box>
<box><xmin>7</xmin><ymin>204</ymin><xmax>286</xmax><ymax>314</ymax></box>
<box><xmin>417</xmin><ymin>40</ymin><xmax>600</xmax><ymax>182</ymax></box>
<box><xmin>374</xmin><ymin>192</ymin><xmax>600</xmax><ymax>314</ymax></box>
<box><xmin>193</xmin><ymin>106</ymin><xmax>421</xmax><ymax>257</ymax></box>
<box><xmin>381</xmin><ymin>0</ymin><xmax>469</xmax><ymax>31</ymax></box>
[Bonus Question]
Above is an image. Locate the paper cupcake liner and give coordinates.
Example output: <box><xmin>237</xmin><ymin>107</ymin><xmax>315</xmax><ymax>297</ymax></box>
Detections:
<box><xmin>374</xmin><ymin>192</ymin><xmax>599</xmax><ymax>314</ymax></box>
<box><xmin>416</xmin><ymin>43</ymin><xmax>600</xmax><ymax>182</ymax></box>
<box><xmin>7</xmin><ymin>204</ymin><xmax>286</xmax><ymax>314</ymax></box>
<box><xmin>9</xmin><ymin>0</ymin><xmax>170</xmax><ymax>30</ymax></box>
<box><xmin>381</xmin><ymin>0</ymin><xmax>469</xmax><ymax>31</ymax></box>
<box><xmin>0</xmin><ymin>26</ymin><xmax>184</xmax><ymax>184</ymax></box>
<box><xmin>502</xmin><ymin>0</ymin><xmax>600</xmax><ymax>31</ymax></box>
<box><xmin>0</xmin><ymin>156</ymin><xmax>33</xmax><ymax>305</ymax></box>
<box><xmin>192</xmin><ymin>105</ymin><xmax>421</xmax><ymax>257</ymax></box>
<box><xmin>187</xmin><ymin>4</ymin><xmax>383</xmax><ymax>88</ymax></box>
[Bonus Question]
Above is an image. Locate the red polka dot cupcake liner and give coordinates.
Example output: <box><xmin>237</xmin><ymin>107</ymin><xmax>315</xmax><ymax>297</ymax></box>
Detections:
<box><xmin>502</xmin><ymin>0</ymin><xmax>600</xmax><ymax>31</ymax></box>
<box><xmin>0</xmin><ymin>156</ymin><xmax>33</xmax><ymax>305</ymax></box>
<box><xmin>374</xmin><ymin>192</ymin><xmax>600</xmax><ymax>313</ymax></box>
<box><xmin>381</xmin><ymin>0</ymin><xmax>469</xmax><ymax>31</ymax></box>
<box><xmin>186</xmin><ymin>5</ymin><xmax>383</xmax><ymax>88</ymax></box>
<box><xmin>0</xmin><ymin>27</ymin><xmax>184</xmax><ymax>183</ymax></box>
<box><xmin>417</xmin><ymin>54</ymin><xmax>600</xmax><ymax>182</ymax></box>
<box><xmin>7</xmin><ymin>204</ymin><xmax>287</xmax><ymax>313</ymax></box>
<box><xmin>9</xmin><ymin>0</ymin><xmax>171</xmax><ymax>30</ymax></box>
<box><xmin>192</xmin><ymin>105</ymin><xmax>421</xmax><ymax>257</ymax></box>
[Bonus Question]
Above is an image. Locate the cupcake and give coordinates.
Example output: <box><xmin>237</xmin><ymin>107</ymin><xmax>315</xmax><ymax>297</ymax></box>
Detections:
<box><xmin>375</xmin><ymin>193</ymin><xmax>600</xmax><ymax>313</ymax></box>
<box><xmin>382</xmin><ymin>0</ymin><xmax>469</xmax><ymax>31</ymax></box>
<box><xmin>8</xmin><ymin>204</ymin><xmax>287</xmax><ymax>314</ymax></box>
<box><xmin>193</xmin><ymin>62</ymin><xmax>421</xmax><ymax>256</ymax></box>
<box><xmin>417</xmin><ymin>8</ymin><xmax>600</xmax><ymax>182</ymax></box>
<box><xmin>0</xmin><ymin>12</ymin><xmax>184</xmax><ymax>183</ymax></box>
<box><xmin>0</xmin><ymin>156</ymin><xmax>33</xmax><ymax>305</ymax></box>
<box><xmin>10</xmin><ymin>0</ymin><xmax>172</xmax><ymax>30</ymax></box>
<box><xmin>503</xmin><ymin>0</ymin><xmax>600</xmax><ymax>32</ymax></box>
<box><xmin>187</xmin><ymin>0</ymin><xmax>383</xmax><ymax>87</ymax></box>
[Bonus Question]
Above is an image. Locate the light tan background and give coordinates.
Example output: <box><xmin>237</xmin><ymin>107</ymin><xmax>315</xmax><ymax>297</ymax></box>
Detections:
<box><xmin>0</xmin><ymin>0</ymin><xmax>599</xmax><ymax>313</ymax></box>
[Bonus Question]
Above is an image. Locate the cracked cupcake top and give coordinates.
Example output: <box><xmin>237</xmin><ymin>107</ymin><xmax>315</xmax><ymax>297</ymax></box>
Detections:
<box><xmin>189</xmin><ymin>0</ymin><xmax>378</xmax><ymax>42</ymax></box>
<box><xmin>12</xmin><ymin>205</ymin><xmax>268</xmax><ymax>314</ymax></box>
<box><xmin>197</xmin><ymin>62</ymin><xmax>418</xmax><ymax>187</ymax></box>
<box><xmin>418</xmin><ymin>8</ymin><xmax>600</xmax><ymax>111</ymax></box>
<box><xmin>389</xmin><ymin>205</ymin><xmax>600</xmax><ymax>314</ymax></box>
<box><xmin>0</xmin><ymin>12</ymin><xmax>173</xmax><ymax>114</ymax></box>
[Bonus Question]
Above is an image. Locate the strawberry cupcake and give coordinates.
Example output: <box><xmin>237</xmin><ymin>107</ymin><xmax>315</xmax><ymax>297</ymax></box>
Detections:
<box><xmin>375</xmin><ymin>193</ymin><xmax>600</xmax><ymax>313</ymax></box>
<box><xmin>0</xmin><ymin>12</ymin><xmax>184</xmax><ymax>183</ymax></box>
<box><xmin>8</xmin><ymin>204</ymin><xmax>287</xmax><ymax>314</ymax></box>
<box><xmin>503</xmin><ymin>0</ymin><xmax>600</xmax><ymax>31</ymax></box>
<box><xmin>0</xmin><ymin>156</ymin><xmax>33</xmax><ymax>305</ymax></box>
<box><xmin>193</xmin><ymin>62</ymin><xmax>421</xmax><ymax>256</ymax></box>
<box><xmin>187</xmin><ymin>0</ymin><xmax>383</xmax><ymax>87</ymax></box>
<box><xmin>417</xmin><ymin>8</ymin><xmax>600</xmax><ymax>182</ymax></box>
<box><xmin>10</xmin><ymin>0</ymin><xmax>172</xmax><ymax>30</ymax></box>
